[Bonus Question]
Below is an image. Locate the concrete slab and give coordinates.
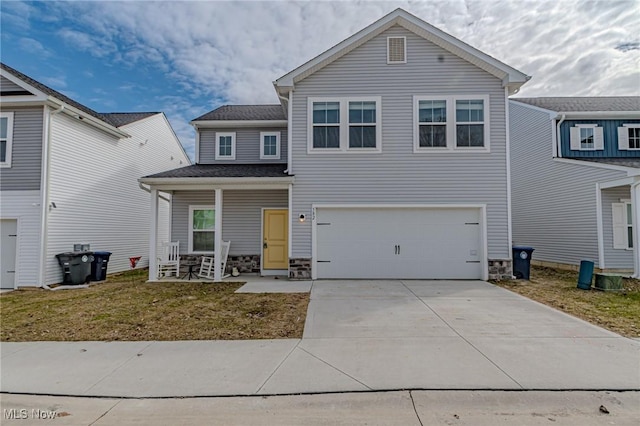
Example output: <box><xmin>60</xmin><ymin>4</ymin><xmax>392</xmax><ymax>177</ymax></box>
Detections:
<box><xmin>0</xmin><ymin>342</ymin><xmax>43</xmax><ymax>359</ymax></box>
<box><xmin>299</xmin><ymin>338</ymin><xmax>521</xmax><ymax>390</ymax></box>
<box><xmin>468</xmin><ymin>336</ymin><xmax>640</xmax><ymax>390</ymax></box>
<box><xmin>257</xmin><ymin>346</ymin><xmax>370</xmax><ymax>394</ymax></box>
<box><xmin>311</xmin><ymin>280</ymin><xmax>415</xmax><ymax>298</ymax></box>
<box><xmin>303</xmin><ymin>297</ymin><xmax>456</xmax><ymax>339</ymax></box>
<box><xmin>85</xmin><ymin>340</ymin><xmax>299</xmax><ymax>397</ymax></box>
<box><xmin>402</xmin><ymin>280</ymin><xmax>519</xmax><ymax>298</ymax></box>
<box><xmin>412</xmin><ymin>390</ymin><xmax>640</xmax><ymax>425</ymax></box>
<box><xmin>0</xmin><ymin>393</ymin><xmax>119</xmax><ymax>425</ymax></box>
<box><xmin>93</xmin><ymin>391</ymin><xmax>421</xmax><ymax>426</ymax></box>
<box><xmin>425</xmin><ymin>297</ymin><xmax>620</xmax><ymax>338</ymax></box>
<box><xmin>236</xmin><ymin>279</ymin><xmax>312</xmax><ymax>293</ymax></box>
<box><xmin>0</xmin><ymin>341</ymin><xmax>150</xmax><ymax>395</ymax></box>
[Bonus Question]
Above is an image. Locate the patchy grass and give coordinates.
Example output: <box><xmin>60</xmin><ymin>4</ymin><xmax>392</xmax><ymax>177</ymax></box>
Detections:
<box><xmin>0</xmin><ymin>269</ymin><xmax>309</xmax><ymax>341</ymax></box>
<box><xmin>493</xmin><ymin>266</ymin><xmax>640</xmax><ymax>338</ymax></box>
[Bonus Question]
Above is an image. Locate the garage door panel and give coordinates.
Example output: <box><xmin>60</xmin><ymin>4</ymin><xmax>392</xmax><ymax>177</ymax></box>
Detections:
<box><xmin>315</xmin><ymin>208</ymin><xmax>482</xmax><ymax>279</ymax></box>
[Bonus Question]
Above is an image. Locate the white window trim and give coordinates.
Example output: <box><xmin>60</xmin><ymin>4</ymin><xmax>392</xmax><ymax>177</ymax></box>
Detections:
<box><xmin>188</xmin><ymin>205</ymin><xmax>215</xmax><ymax>254</ymax></box>
<box><xmin>0</xmin><ymin>112</ymin><xmax>15</xmax><ymax>168</ymax></box>
<box><xmin>215</xmin><ymin>132</ymin><xmax>236</xmax><ymax>160</ymax></box>
<box><xmin>387</xmin><ymin>36</ymin><xmax>407</xmax><ymax>64</ymax></box>
<box><xmin>570</xmin><ymin>124</ymin><xmax>604</xmax><ymax>151</ymax></box>
<box><xmin>612</xmin><ymin>199</ymin><xmax>633</xmax><ymax>250</ymax></box>
<box><xmin>307</xmin><ymin>97</ymin><xmax>382</xmax><ymax>154</ymax></box>
<box><xmin>260</xmin><ymin>131</ymin><xmax>281</xmax><ymax>160</ymax></box>
<box><xmin>622</xmin><ymin>123</ymin><xmax>640</xmax><ymax>150</ymax></box>
<box><xmin>413</xmin><ymin>95</ymin><xmax>490</xmax><ymax>153</ymax></box>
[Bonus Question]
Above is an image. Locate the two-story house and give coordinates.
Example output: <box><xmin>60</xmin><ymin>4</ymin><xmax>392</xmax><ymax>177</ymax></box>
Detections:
<box><xmin>141</xmin><ymin>8</ymin><xmax>530</xmax><ymax>282</ymax></box>
<box><xmin>510</xmin><ymin>97</ymin><xmax>640</xmax><ymax>277</ymax></box>
<box><xmin>0</xmin><ymin>63</ymin><xmax>190</xmax><ymax>289</ymax></box>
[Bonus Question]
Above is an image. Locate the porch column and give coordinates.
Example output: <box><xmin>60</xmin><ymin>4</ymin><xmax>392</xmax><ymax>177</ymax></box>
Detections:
<box><xmin>214</xmin><ymin>188</ymin><xmax>223</xmax><ymax>281</ymax></box>
<box><xmin>149</xmin><ymin>188</ymin><xmax>159</xmax><ymax>281</ymax></box>
<box><xmin>632</xmin><ymin>180</ymin><xmax>640</xmax><ymax>278</ymax></box>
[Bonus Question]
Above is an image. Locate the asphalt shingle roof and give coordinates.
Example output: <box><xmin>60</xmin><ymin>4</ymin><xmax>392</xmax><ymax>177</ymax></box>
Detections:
<box><xmin>1</xmin><ymin>63</ymin><xmax>162</xmax><ymax>128</ymax></box>
<box><xmin>143</xmin><ymin>164</ymin><xmax>290</xmax><ymax>179</ymax></box>
<box><xmin>193</xmin><ymin>105</ymin><xmax>286</xmax><ymax>121</ymax></box>
<box><xmin>580</xmin><ymin>158</ymin><xmax>640</xmax><ymax>169</ymax></box>
<box><xmin>512</xmin><ymin>97</ymin><xmax>640</xmax><ymax>112</ymax></box>
<box><xmin>101</xmin><ymin>112</ymin><xmax>159</xmax><ymax>127</ymax></box>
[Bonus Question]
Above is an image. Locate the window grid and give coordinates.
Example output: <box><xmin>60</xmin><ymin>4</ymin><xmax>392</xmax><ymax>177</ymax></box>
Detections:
<box><xmin>312</xmin><ymin>102</ymin><xmax>340</xmax><ymax>149</ymax></box>
<box><xmin>348</xmin><ymin>101</ymin><xmax>377</xmax><ymax>148</ymax></box>
<box><xmin>580</xmin><ymin>127</ymin><xmax>595</xmax><ymax>149</ymax></box>
<box><xmin>219</xmin><ymin>136</ymin><xmax>232</xmax><ymax>156</ymax></box>
<box><xmin>190</xmin><ymin>207</ymin><xmax>215</xmax><ymax>253</ymax></box>
<box><xmin>629</xmin><ymin>127</ymin><xmax>640</xmax><ymax>149</ymax></box>
<box><xmin>264</xmin><ymin>135</ymin><xmax>277</xmax><ymax>156</ymax></box>
<box><xmin>626</xmin><ymin>203</ymin><xmax>634</xmax><ymax>249</ymax></box>
<box><xmin>418</xmin><ymin>100</ymin><xmax>447</xmax><ymax>148</ymax></box>
<box><xmin>455</xmin><ymin>100</ymin><xmax>485</xmax><ymax>148</ymax></box>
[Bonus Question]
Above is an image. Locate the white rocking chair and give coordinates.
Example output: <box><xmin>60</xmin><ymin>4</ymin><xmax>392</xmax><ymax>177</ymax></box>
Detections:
<box><xmin>198</xmin><ymin>240</ymin><xmax>231</xmax><ymax>280</ymax></box>
<box><xmin>157</xmin><ymin>241</ymin><xmax>180</xmax><ymax>278</ymax></box>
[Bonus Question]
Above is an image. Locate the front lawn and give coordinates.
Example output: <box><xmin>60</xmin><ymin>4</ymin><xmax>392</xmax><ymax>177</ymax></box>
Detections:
<box><xmin>494</xmin><ymin>266</ymin><xmax>640</xmax><ymax>338</ymax></box>
<box><xmin>0</xmin><ymin>269</ymin><xmax>309</xmax><ymax>341</ymax></box>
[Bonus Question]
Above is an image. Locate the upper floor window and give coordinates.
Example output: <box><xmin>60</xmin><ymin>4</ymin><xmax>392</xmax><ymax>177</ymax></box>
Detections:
<box><xmin>618</xmin><ymin>124</ymin><xmax>640</xmax><ymax>150</ymax></box>
<box><xmin>414</xmin><ymin>95</ymin><xmax>490</xmax><ymax>152</ymax></box>
<box><xmin>308</xmin><ymin>97</ymin><xmax>382</xmax><ymax>153</ymax></box>
<box><xmin>0</xmin><ymin>112</ymin><xmax>14</xmax><ymax>168</ymax></box>
<box><xmin>215</xmin><ymin>132</ymin><xmax>236</xmax><ymax>160</ymax></box>
<box><xmin>260</xmin><ymin>131</ymin><xmax>281</xmax><ymax>160</ymax></box>
<box><xmin>569</xmin><ymin>124</ymin><xmax>603</xmax><ymax>151</ymax></box>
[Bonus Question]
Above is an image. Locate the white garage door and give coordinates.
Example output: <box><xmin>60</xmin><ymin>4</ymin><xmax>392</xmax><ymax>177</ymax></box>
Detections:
<box><xmin>315</xmin><ymin>207</ymin><xmax>483</xmax><ymax>279</ymax></box>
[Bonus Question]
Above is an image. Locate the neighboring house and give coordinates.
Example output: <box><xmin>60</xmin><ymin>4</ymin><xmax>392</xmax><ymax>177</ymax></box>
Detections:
<box><xmin>510</xmin><ymin>97</ymin><xmax>640</xmax><ymax>277</ymax></box>
<box><xmin>141</xmin><ymin>8</ymin><xmax>530</xmax><ymax>281</ymax></box>
<box><xmin>0</xmin><ymin>63</ymin><xmax>190</xmax><ymax>289</ymax></box>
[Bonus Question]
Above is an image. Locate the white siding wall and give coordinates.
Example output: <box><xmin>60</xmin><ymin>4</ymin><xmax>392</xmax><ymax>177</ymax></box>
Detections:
<box><xmin>510</xmin><ymin>101</ymin><xmax>629</xmax><ymax>267</ymax></box>
<box><xmin>0</xmin><ymin>190</ymin><xmax>41</xmax><ymax>286</ymax></box>
<box><xmin>45</xmin><ymin>113</ymin><xmax>188</xmax><ymax>284</ymax></box>
<box><xmin>290</xmin><ymin>26</ymin><xmax>510</xmax><ymax>259</ymax></box>
<box><xmin>172</xmin><ymin>189</ymin><xmax>288</xmax><ymax>255</ymax></box>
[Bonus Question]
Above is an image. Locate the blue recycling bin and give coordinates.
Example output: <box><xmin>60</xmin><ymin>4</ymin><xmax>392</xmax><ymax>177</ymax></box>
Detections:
<box><xmin>91</xmin><ymin>251</ymin><xmax>112</xmax><ymax>281</ymax></box>
<box><xmin>512</xmin><ymin>246</ymin><xmax>535</xmax><ymax>279</ymax></box>
<box><xmin>577</xmin><ymin>260</ymin><xmax>594</xmax><ymax>290</ymax></box>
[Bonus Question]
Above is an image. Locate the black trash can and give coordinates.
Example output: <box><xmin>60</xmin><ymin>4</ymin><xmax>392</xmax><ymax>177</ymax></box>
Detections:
<box><xmin>55</xmin><ymin>251</ymin><xmax>94</xmax><ymax>285</ymax></box>
<box><xmin>512</xmin><ymin>246</ymin><xmax>535</xmax><ymax>280</ymax></box>
<box><xmin>91</xmin><ymin>251</ymin><xmax>112</xmax><ymax>281</ymax></box>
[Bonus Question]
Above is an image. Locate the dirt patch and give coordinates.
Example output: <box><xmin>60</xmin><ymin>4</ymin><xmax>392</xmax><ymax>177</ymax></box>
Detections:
<box><xmin>493</xmin><ymin>266</ymin><xmax>640</xmax><ymax>338</ymax></box>
<box><xmin>0</xmin><ymin>269</ymin><xmax>309</xmax><ymax>341</ymax></box>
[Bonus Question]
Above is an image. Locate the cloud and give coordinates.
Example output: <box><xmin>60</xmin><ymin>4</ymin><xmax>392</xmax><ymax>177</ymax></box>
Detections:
<box><xmin>40</xmin><ymin>75</ymin><xmax>67</xmax><ymax>89</ymax></box>
<box><xmin>18</xmin><ymin>37</ymin><xmax>53</xmax><ymax>57</ymax></box>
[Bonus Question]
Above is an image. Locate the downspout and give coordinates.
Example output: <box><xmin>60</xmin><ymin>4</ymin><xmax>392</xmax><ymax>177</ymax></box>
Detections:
<box><xmin>138</xmin><ymin>182</ymin><xmax>171</xmax><ymax>202</ymax></box>
<box><xmin>555</xmin><ymin>114</ymin><xmax>566</xmax><ymax>158</ymax></box>
<box><xmin>276</xmin><ymin>90</ymin><xmax>292</xmax><ymax>175</ymax></box>
<box><xmin>40</xmin><ymin>105</ymin><xmax>64</xmax><ymax>289</ymax></box>
<box><xmin>632</xmin><ymin>180</ymin><xmax>640</xmax><ymax>278</ymax></box>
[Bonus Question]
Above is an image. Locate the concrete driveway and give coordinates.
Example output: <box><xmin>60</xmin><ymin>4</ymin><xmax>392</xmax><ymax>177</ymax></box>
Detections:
<box><xmin>1</xmin><ymin>279</ymin><xmax>638</xmax><ymax>397</ymax></box>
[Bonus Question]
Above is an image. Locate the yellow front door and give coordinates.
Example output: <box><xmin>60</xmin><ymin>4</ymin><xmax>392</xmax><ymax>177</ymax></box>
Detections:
<box><xmin>263</xmin><ymin>209</ymin><xmax>288</xmax><ymax>269</ymax></box>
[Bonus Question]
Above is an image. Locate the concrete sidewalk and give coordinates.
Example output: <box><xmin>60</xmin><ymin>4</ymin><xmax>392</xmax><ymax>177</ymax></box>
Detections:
<box><xmin>2</xmin><ymin>391</ymin><xmax>640</xmax><ymax>425</ymax></box>
<box><xmin>1</xmin><ymin>280</ymin><xmax>639</xmax><ymax>397</ymax></box>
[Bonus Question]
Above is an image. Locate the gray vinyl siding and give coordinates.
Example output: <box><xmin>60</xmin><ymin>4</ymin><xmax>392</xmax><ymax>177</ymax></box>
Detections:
<box><xmin>601</xmin><ymin>186</ymin><xmax>634</xmax><ymax>269</ymax></box>
<box><xmin>0</xmin><ymin>76</ymin><xmax>27</xmax><ymax>93</ymax></box>
<box><xmin>171</xmin><ymin>189</ymin><xmax>287</xmax><ymax>255</ymax></box>
<box><xmin>198</xmin><ymin>127</ymin><xmax>288</xmax><ymax>164</ymax></box>
<box><xmin>0</xmin><ymin>107</ymin><xmax>43</xmax><ymax>191</ymax></box>
<box><xmin>290</xmin><ymin>25</ymin><xmax>510</xmax><ymax>259</ymax></box>
<box><xmin>510</xmin><ymin>101</ymin><xmax>629</xmax><ymax>267</ymax></box>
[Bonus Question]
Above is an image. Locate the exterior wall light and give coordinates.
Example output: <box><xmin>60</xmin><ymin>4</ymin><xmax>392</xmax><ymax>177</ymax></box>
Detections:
<box><xmin>298</xmin><ymin>213</ymin><xmax>306</xmax><ymax>222</ymax></box>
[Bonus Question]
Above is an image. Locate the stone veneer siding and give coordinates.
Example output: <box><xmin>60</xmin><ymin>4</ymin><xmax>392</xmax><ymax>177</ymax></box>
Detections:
<box><xmin>179</xmin><ymin>254</ymin><xmax>261</xmax><ymax>276</ymax></box>
<box><xmin>289</xmin><ymin>258</ymin><xmax>311</xmax><ymax>279</ymax></box>
<box><xmin>488</xmin><ymin>259</ymin><xmax>513</xmax><ymax>280</ymax></box>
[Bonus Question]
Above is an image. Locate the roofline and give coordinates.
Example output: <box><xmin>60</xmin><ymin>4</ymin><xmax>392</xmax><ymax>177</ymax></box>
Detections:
<box><xmin>191</xmin><ymin>120</ymin><xmax>288</xmax><ymax>129</ymax></box>
<box><xmin>554</xmin><ymin>158</ymin><xmax>640</xmax><ymax>176</ymax></box>
<box><xmin>554</xmin><ymin>111</ymin><xmax>640</xmax><ymax>119</ymax></box>
<box><xmin>139</xmin><ymin>176</ymin><xmax>295</xmax><ymax>189</ymax></box>
<box><xmin>509</xmin><ymin>99</ymin><xmax>558</xmax><ymax>118</ymax></box>
<box><xmin>274</xmin><ymin>8</ymin><xmax>529</xmax><ymax>95</ymax></box>
<box><xmin>1</xmin><ymin>67</ymin><xmax>129</xmax><ymax>138</ymax></box>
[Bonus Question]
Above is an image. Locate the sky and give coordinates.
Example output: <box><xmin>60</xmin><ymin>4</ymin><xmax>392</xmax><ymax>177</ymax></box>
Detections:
<box><xmin>1</xmin><ymin>0</ymin><xmax>639</xmax><ymax>161</ymax></box>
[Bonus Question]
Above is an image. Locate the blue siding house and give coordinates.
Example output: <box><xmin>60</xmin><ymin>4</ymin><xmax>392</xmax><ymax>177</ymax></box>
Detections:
<box><xmin>510</xmin><ymin>97</ymin><xmax>640</xmax><ymax>276</ymax></box>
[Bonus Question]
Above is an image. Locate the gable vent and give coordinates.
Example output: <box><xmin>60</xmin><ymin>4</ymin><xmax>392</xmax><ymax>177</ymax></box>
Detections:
<box><xmin>387</xmin><ymin>36</ymin><xmax>406</xmax><ymax>64</ymax></box>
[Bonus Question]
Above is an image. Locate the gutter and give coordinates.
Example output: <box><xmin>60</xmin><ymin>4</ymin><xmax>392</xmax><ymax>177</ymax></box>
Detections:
<box><xmin>138</xmin><ymin>182</ymin><xmax>171</xmax><ymax>202</ymax></box>
<box><xmin>45</xmin><ymin>97</ymin><xmax>130</xmax><ymax>139</ymax></box>
<box><xmin>555</xmin><ymin>114</ymin><xmax>566</xmax><ymax>158</ymax></box>
<box><xmin>139</xmin><ymin>176</ymin><xmax>295</xmax><ymax>186</ymax></box>
<box><xmin>40</xmin><ymin>105</ymin><xmax>64</xmax><ymax>289</ymax></box>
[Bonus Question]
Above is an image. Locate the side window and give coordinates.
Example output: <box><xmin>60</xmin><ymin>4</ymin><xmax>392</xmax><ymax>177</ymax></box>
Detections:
<box><xmin>569</xmin><ymin>124</ymin><xmax>603</xmax><ymax>151</ymax></box>
<box><xmin>216</xmin><ymin>132</ymin><xmax>236</xmax><ymax>160</ymax></box>
<box><xmin>0</xmin><ymin>112</ymin><xmax>14</xmax><ymax>168</ymax></box>
<box><xmin>455</xmin><ymin>99</ymin><xmax>485</xmax><ymax>148</ymax></box>
<box><xmin>312</xmin><ymin>102</ymin><xmax>340</xmax><ymax>149</ymax></box>
<box><xmin>618</xmin><ymin>124</ymin><xmax>640</xmax><ymax>150</ymax></box>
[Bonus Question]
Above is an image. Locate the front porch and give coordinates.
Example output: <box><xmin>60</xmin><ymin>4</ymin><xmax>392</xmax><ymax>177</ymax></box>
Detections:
<box><xmin>140</xmin><ymin>164</ymin><xmax>295</xmax><ymax>282</ymax></box>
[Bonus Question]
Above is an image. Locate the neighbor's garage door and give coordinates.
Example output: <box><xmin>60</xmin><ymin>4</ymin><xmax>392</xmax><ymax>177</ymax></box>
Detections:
<box><xmin>315</xmin><ymin>207</ymin><xmax>483</xmax><ymax>279</ymax></box>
